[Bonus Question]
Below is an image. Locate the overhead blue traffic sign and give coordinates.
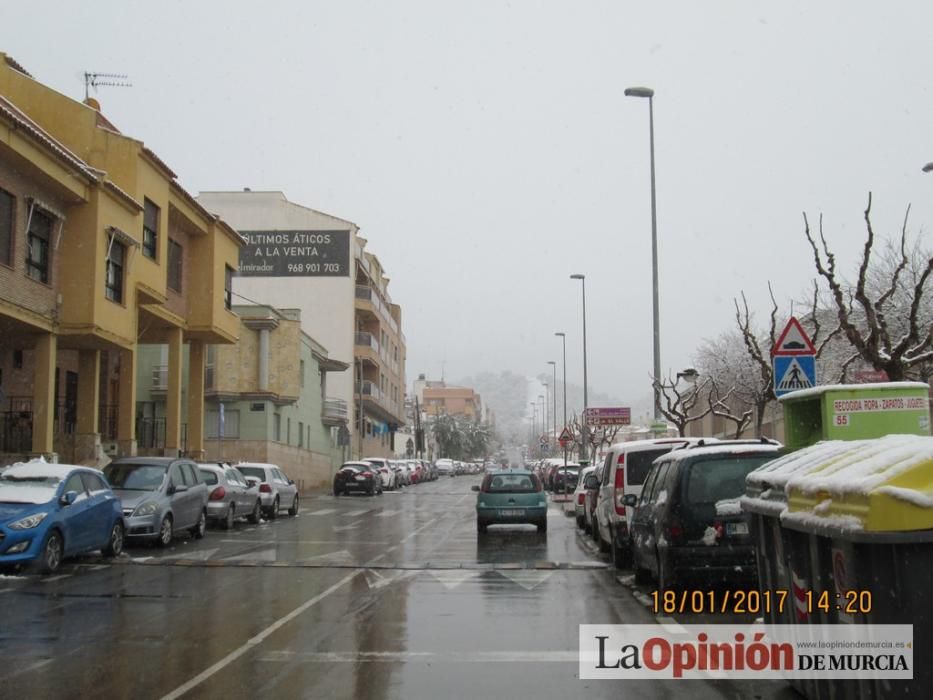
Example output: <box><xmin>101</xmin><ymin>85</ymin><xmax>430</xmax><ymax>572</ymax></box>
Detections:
<box><xmin>774</xmin><ymin>355</ymin><xmax>816</xmax><ymax>397</ymax></box>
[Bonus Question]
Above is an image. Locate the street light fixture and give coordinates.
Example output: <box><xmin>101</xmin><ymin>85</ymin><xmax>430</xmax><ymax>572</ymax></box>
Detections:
<box><xmin>923</xmin><ymin>162</ymin><xmax>933</xmax><ymax>173</ymax></box>
<box><xmin>569</xmin><ymin>274</ymin><xmax>589</xmax><ymax>462</ymax></box>
<box><xmin>625</xmin><ymin>85</ymin><xmax>662</xmax><ymax>420</ymax></box>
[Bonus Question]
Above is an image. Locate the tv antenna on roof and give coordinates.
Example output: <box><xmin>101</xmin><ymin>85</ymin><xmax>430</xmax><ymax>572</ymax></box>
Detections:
<box><xmin>84</xmin><ymin>72</ymin><xmax>132</xmax><ymax>100</ymax></box>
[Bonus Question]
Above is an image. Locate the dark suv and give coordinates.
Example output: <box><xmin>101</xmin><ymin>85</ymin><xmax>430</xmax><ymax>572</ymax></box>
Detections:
<box><xmin>627</xmin><ymin>439</ymin><xmax>782</xmax><ymax>591</ymax></box>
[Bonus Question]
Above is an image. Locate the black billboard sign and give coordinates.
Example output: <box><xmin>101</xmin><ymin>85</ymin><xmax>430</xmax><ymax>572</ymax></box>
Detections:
<box><xmin>238</xmin><ymin>230</ymin><xmax>351</xmax><ymax>277</ymax></box>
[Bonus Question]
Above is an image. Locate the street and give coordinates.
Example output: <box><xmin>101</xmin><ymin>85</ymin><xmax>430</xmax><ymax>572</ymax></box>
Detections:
<box><xmin>0</xmin><ymin>476</ymin><xmax>801</xmax><ymax>700</ymax></box>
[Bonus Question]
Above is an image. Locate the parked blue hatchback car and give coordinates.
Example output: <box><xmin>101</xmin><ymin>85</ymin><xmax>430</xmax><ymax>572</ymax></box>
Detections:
<box><xmin>0</xmin><ymin>461</ymin><xmax>125</xmax><ymax>574</ymax></box>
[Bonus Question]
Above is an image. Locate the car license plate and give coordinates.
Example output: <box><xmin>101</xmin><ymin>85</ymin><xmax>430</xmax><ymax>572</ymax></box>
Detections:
<box><xmin>499</xmin><ymin>509</ymin><xmax>524</xmax><ymax>516</ymax></box>
<box><xmin>354</xmin><ymin>475</ymin><xmax>367</xmax><ymax>481</ymax></box>
<box><xmin>727</xmin><ymin>522</ymin><xmax>749</xmax><ymax>536</ymax></box>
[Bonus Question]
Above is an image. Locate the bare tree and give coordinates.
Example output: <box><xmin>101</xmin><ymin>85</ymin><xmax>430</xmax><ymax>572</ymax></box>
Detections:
<box><xmin>803</xmin><ymin>194</ymin><xmax>933</xmax><ymax>381</ymax></box>
<box><xmin>707</xmin><ymin>379</ymin><xmax>753</xmax><ymax>439</ymax></box>
<box><xmin>733</xmin><ymin>288</ymin><xmax>780</xmax><ymax>435</ymax></box>
<box><xmin>653</xmin><ymin>372</ymin><xmax>713</xmax><ymax>437</ymax></box>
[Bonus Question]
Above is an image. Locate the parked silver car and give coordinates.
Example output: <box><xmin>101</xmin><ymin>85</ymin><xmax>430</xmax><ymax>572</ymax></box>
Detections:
<box><xmin>104</xmin><ymin>457</ymin><xmax>209</xmax><ymax>547</ymax></box>
<box><xmin>197</xmin><ymin>462</ymin><xmax>263</xmax><ymax>529</ymax></box>
<box><xmin>235</xmin><ymin>463</ymin><xmax>299</xmax><ymax>519</ymax></box>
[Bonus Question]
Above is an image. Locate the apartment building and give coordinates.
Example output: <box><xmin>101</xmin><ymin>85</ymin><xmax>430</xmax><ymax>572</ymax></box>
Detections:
<box><xmin>422</xmin><ymin>384</ymin><xmax>483</xmax><ymax>420</ymax></box>
<box><xmin>0</xmin><ymin>54</ymin><xmax>242</xmax><ymax>466</ymax></box>
<box><xmin>196</xmin><ymin>191</ymin><xmax>406</xmax><ymax>459</ymax></box>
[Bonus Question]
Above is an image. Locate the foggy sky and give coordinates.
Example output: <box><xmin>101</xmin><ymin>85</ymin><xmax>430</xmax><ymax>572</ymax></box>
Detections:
<box><xmin>6</xmin><ymin>1</ymin><xmax>932</xmax><ymax>406</ymax></box>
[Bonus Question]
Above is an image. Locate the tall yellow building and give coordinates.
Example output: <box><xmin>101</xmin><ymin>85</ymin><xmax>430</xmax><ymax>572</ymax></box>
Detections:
<box><xmin>0</xmin><ymin>53</ymin><xmax>243</xmax><ymax>465</ymax></box>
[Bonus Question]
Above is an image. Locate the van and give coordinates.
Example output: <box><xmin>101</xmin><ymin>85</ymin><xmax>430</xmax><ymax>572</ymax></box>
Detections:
<box><xmin>594</xmin><ymin>438</ymin><xmax>703</xmax><ymax>568</ymax></box>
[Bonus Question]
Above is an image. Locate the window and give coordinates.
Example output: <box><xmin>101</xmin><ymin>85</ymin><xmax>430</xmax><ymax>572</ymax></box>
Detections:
<box><xmin>250</xmin><ymin>402</ymin><xmax>265</xmax><ymax>412</ymax></box>
<box><xmin>0</xmin><ymin>189</ymin><xmax>13</xmax><ymax>267</ymax></box>
<box><xmin>169</xmin><ymin>464</ymin><xmax>185</xmax><ymax>488</ymax></box>
<box><xmin>105</xmin><ymin>237</ymin><xmax>126</xmax><ymax>303</ymax></box>
<box><xmin>62</xmin><ymin>473</ymin><xmax>87</xmax><ymax>501</ymax></box>
<box><xmin>182</xmin><ymin>463</ymin><xmax>201</xmax><ymax>485</ymax></box>
<box><xmin>205</xmin><ymin>409</ymin><xmax>240</xmax><ymax>438</ymax></box>
<box><xmin>299</xmin><ymin>360</ymin><xmax>305</xmax><ymax>388</ymax></box>
<box><xmin>13</xmin><ymin>349</ymin><xmax>23</xmax><ymax>369</ymax></box>
<box><xmin>224</xmin><ymin>265</ymin><xmax>234</xmax><ymax>310</ymax></box>
<box><xmin>273</xmin><ymin>413</ymin><xmax>281</xmax><ymax>441</ymax></box>
<box><xmin>167</xmin><ymin>238</ymin><xmax>183</xmax><ymax>292</ymax></box>
<box><xmin>286</xmin><ymin>417</ymin><xmax>291</xmax><ymax>444</ymax></box>
<box><xmin>627</xmin><ymin>449</ymin><xmax>671</xmax><ymax>486</ymax></box>
<box><xmin>81</xmin><ymin>472</ymin><xmax>107</xmax><ymax>494</ymax></box>
<box><xmin>298</xmin><ymin>421</ymin><xmax>304</xmax><ymax>447</ymax></box>
<box><xmin>143</xmin><ymin>199</ymin><xmax>159</xmax><ymax>259</ymax></box>
<box><xmin>26</xmin><ymin>208</ymin><xmax>52</xmax><ymax>284</ymax></box>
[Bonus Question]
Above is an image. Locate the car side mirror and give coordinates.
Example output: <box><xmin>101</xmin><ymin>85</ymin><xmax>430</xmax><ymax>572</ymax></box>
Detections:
<box><xmin>288</xmin><ymin>479</ymin><xmax>295</xmax><ymax>485</ymax></box>
<box><xmin>60</xmin><ymin>490</ymin><xmax>78</xmax><ymax>506</ymax></box>
<box><xmin>584</xmin><ymin>476</ymin><xmax>598</xmax><ymax>489</ymax></box>
<box><xmin>169</xmin><ymin>484</ymin><xmax>188</xmax><ymax>495</ymax></box>
<box><xmin>622</xmin><ymin>494</ymin><xmax>638</xmax><ymax>507</ymax></box>
<box><xmin>471</xmin><ymin>485</ymin><xmax>480</xmax><ymax>492</ymax></box>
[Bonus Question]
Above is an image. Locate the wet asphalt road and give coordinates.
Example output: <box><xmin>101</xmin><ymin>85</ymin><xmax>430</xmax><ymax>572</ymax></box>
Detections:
<box><xmin>0</xmin><ymin>475</ymin><xmax>800</xmax><ymax>700</ymax></box>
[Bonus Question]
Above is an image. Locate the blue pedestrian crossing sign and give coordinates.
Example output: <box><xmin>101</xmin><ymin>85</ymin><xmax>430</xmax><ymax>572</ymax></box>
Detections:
<box><xmin>773</xmin><ymin>355</ymin><xmax>816</xmax><ymax>397</ymax></box>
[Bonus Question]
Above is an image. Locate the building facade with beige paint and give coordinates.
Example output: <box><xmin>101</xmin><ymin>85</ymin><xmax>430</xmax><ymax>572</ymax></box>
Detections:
<box><xmin>0</xmin><ymin>54</ymin><xmax>242</xmax><ymax>467</ymax></box>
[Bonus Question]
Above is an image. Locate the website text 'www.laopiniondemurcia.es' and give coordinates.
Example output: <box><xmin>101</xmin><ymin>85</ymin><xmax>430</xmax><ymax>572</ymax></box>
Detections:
<box><xmin>579</xmin><ymin>624</ymin><xmax>913</xmax><ymax>680</ymax></box>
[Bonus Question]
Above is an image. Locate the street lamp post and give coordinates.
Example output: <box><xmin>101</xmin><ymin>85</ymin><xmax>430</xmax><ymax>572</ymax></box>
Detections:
<box><xmin>625</xmin><ymin>86</ymin><xmax>662</xmax><ymax>420</ymax></box>
<box><xmin>547</xmin><ymin>360</ymin><xmax>557</xmax><ymax>445</ymax></box>
<box><xmin>530</xmin><ymin>402</ymin><xmax>537</xmax><ymax>453</ymax></box>
<box><xmin>542</xmin><ymin>383</ymin><xmax>549</xmax><ymax>451</ymax></box>
<box><xmin>554</xmin><ymin>334</ymin><xmax>568</xmax><ymax>430</ymax></box>
<box><xmin>570</xmin><ymin>274</ymin><xmax>589</xmax><ymax>462</ymax></box>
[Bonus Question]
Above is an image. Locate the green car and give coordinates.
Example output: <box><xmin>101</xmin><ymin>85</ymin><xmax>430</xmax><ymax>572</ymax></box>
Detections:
<box><xmin>473</xmin><ymin>470</ymin><xmax>548</xmax><ymax>534</ymax></box>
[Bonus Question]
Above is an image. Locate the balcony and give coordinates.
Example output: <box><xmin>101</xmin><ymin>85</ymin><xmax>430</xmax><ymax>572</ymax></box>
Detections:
<box><xmin>322</xmin><ymin>397</ymin><xmax>349</xmax><ymax>426</ymax></box>
<box><xmin>358</xmin><ymin>381</ymin><xmax>382</xmax><ymax>401</ymax></box>
<box><xmin>354</xmin><ymin>285</ymin><xmax>399</xmax><ymax>335</ymax></box>
<box><xmin>355</xmin><ymin>331</ymin><xmax>380</xmax><ymax>367</ymax></box>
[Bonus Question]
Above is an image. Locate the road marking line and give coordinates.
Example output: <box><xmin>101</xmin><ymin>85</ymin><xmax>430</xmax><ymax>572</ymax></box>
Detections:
<box><xmin>401</xmin><ymin>519</ymin><xmax>437</xmax><ymax>542</ymax></box>
<box><xmin>2</xmin><ymin>657</ymin><xmax>54</xmax><ymax>678</ymax></box>
<box><xmin>159</xmin><ymin>570</ymin><xmax>359</xmax><ymax>700</ymax></box>
<box><xmin>343</xmin><ymin>509</ymin><xmax>370</xmax><ymax>517</ymax></box>
<box><xmin>307</xmin><ymin>508</ymin><xmax>337</xmax><ymax>516</ymax></box>
<box><xmin>375</xmin><ymin>509</ymin><xmax>401</xmax><ymax>517</ymax></box>
<box><xmin>0</xmin><ymin>588</ymin><xmax>15</xmax><ymax>595</ymax></box>
<box><xmin>41</xmin><ymin>574</ymin><xmax>72</xmax><ymax>583</ymax></box>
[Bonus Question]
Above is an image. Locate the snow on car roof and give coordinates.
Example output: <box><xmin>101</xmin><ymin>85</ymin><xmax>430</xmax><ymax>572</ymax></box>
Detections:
<box><xmin>2</xmin><ymin>461</ymin><xmax>88</xmax><ymax>479</ymax></box>
<box><xmin>777</xmin><ymin>381</ymin><xmax>929</xmax><ymax>402</ymax></box>
<box><xmin>658</xmin><ymin>442</ymin><xmax>782</xmax><ymax>463</ymax></box>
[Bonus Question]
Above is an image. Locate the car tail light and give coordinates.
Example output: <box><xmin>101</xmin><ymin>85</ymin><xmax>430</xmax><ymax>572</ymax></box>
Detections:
<box><xmin>577</xmin><ymin>492</ymin><xmax>585</xmax><ymax>506</ymax></box>
<box><xmin>259</xmin><ymin>483</ymin><xmax>272</xmax><ymax>493</ymax></box>
<box><xmin>668</xmin><ymin>519</ymin><xmax>685</xmax><ymax>545</ymax></box>
<box><xmin>362</xmin><ymin>471</ymin><xmax>373</xmax><ymax>478</ymax></box>
<box><xmin>613</xmin><ymin>454</ymin><xmax>626</xmax><ymax>516</ymax></box>
<box><xmin>209</xmin><ymin>486</ymin><xmax>226</xmax><ymax>501</ymax></box>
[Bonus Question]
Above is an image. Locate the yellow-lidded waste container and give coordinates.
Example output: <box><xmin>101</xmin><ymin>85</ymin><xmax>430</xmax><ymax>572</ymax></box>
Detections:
<box><xmin>742</xmin><ymin>434</ymin><xmax>933</xmax><ymax>699</ymax></box>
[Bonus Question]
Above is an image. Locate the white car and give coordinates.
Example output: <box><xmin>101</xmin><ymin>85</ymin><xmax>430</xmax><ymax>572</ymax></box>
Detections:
<box><xmin>435</xmin><ymin>458</ymin><xmax>454</xmax><ymax>476</ymax></box>
<box><xmin>594</xmin><ymin>438</ymin><xmax>701</xmax><ymax>568</ymax></box>
<box><xmin>363</xmin><ymin>457</ymin><xmax>398</xmax><ymax>490</ymax></box>
<box><xmin>567</xmin><ymin>465</ymin><xmax>597</xmax><ymax>527</ymax></box>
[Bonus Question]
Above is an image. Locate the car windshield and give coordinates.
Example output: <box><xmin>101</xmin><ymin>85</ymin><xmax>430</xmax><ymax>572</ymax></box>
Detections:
<box><xmin>103</xmin><ymin>464</ymin><xmax>167</xmax><ymax>491</ymax></box>
<box><xmin>0</xmin><ymin>473</ymin><xmax>61</xmax><ymax>504</ymax></box>
<box><xmin>685</xmin><ymin>455</ymin><xmax>777</xmax><ymax>504</ymax></box>
<box><xmin>484</xmin><ymin>474</ymin><xmax>538</xmax><ymax>493</ymax></box>
<box><xmin>238</xmin><ymin>467</ymin><xmax>267</xmax><ymax>481</ymax></box>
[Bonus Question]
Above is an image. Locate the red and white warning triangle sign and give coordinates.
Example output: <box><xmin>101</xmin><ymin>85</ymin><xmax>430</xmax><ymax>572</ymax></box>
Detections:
<box><xmin>772</xmin><ymin>317</ymin><xmax>816</xmax><ymax>356</ymax></box>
